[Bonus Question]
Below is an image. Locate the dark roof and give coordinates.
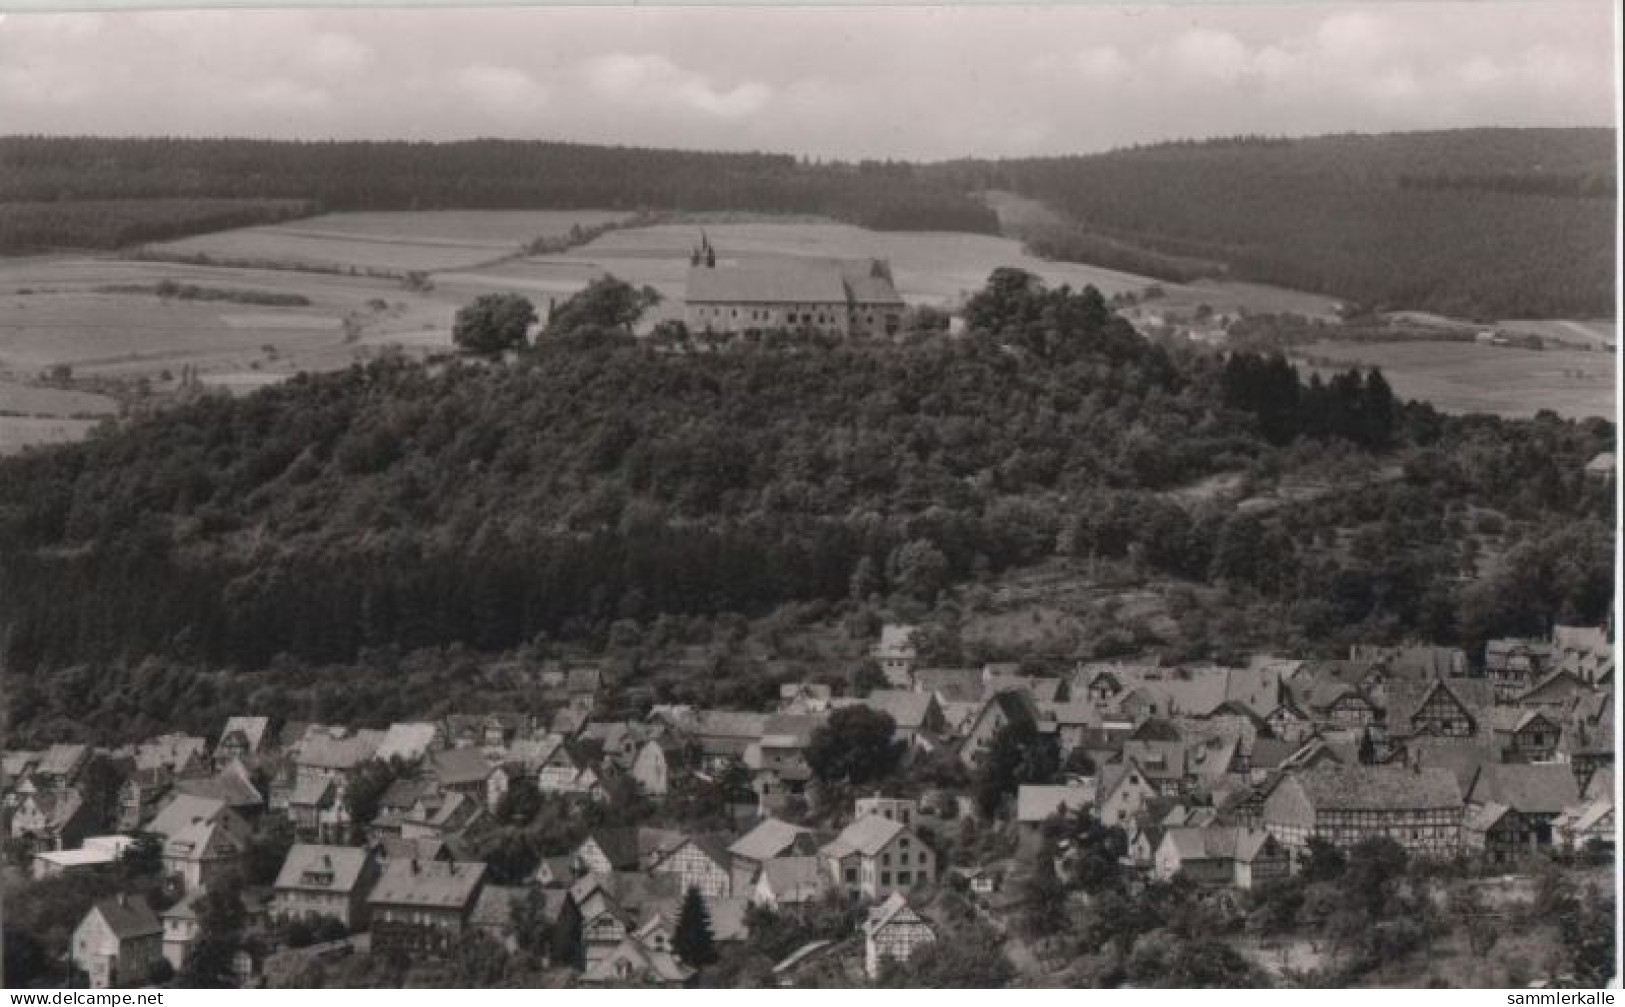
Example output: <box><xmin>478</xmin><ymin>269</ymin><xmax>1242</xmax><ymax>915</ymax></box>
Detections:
<box><xmin>1290</xmin><ymin>765</ymin><xmax>1463</xmax><ymax>811</ymax></box>
<box><xmin>685</xmin><ymin>257</ymin><xmax>902</xmax><ymax>307</ymax></box>
<box><xmin>1467</xmin><ymin>764</ymin><xmax>1581</xmax><ymax>816</ymax></box>
<box><xmin>92</xmin><ymin>896</ymin><xmax>162</xmax><ymax>940</ymax></box>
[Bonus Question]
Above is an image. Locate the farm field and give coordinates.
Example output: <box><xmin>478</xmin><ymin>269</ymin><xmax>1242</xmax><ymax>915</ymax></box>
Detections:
<box><xmin>0</xmin><ymin>379</ymin><xmax>118</xmax><ymax>418</ymax></box>
<box><xmin>1295</xmin><ymin>339</ymin><xmax>1615</xmax><ymax>422</ymax></box>
<box><xmin>144</xmin><ymin>209</ymin><xmax>633</xmax><ymax>273</ymax></box>
<box><xmin>1496</xmin><ymin>318</ymin><xmax>1618</xmax><ymax>348</ymax></box>
<box><xmin>0</xmin><ymin>416</ymin><xmax>103</xmax><ymax>456</ymax></box>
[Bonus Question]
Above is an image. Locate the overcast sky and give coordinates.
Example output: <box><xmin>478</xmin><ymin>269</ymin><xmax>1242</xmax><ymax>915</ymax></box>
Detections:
<box><xmin>0</xmin><ymin>3</ymin><xmax>1616</xmax><ymax>160</ymax></box>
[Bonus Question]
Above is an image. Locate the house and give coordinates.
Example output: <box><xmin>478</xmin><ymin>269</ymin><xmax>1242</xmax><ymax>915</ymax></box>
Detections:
<box><xmin>428</xmin><ymin>747</ymin><xmax>509</xmax><ymax>812</ymax></box>
<box><xmin>1483</xmin><ymin>708</ymin><xmax>1562</xmax><ymax>763</ymax></box>
<box><xmin>684</xmin><ymin>245</ymin><xmax>905</xmax><ymax>339</ymax></box>
<box><xmin>1486</xmin><ymin>639</ymin><xmax>1552</xmax><ymax>702</ymax></box>
<box><xmin>581</xmin><ymin>935</ymin><xmax>693</xmax><ymax>988</ymax></box>
<box><xmin>913</xmin><ymin>667</ymin><xmax>986</xmax><ymax>705</ymax></box>
<box><xmin>273</xmin><ymin>844</ymin><xmax>379</xmax><ymax>928</ymax></box>
<box><xmin>367</xmin><ymin>859</ymin><xmax>486</xmax><ymax>956</ymax></box>
<box><xmin>291</xmin><ymin>726</ymin><xmax>382</xmax><ymax>789</ymax></box>
<box><xmin>373</xmin><ymin>722</ymin><xmax>438</xmax><ymax>764</ymax></box>
<box><xmin>1462</xmin><ymin>802</ymin><xmax>1530</xmax><ymax>866</ymax></box>
<box><xmin>162</xmin><ymin>806</ymin><xmax>251</xmax><ymax>893</ymax></box>
<box><xmin>1518</xmin><ymin>670</ymin><xmax>1592</xmax><ymax>711</ymax></box>
<box><xmin>1303</xmin><ymin>681</ymin><xmax>1378</xmax><ymax>732</ymax></box>
<box><xmin>399</xmin><ymin>789</ymin><xmax>485</xmax><ymax>840</ymax></box>
<box><xmin>34</xmin><ymin>743</ymin><xmax>90</xmax><ymax>790</ymax></box>
<box><xmin>160</xmin><ymin>892</ymin><xmax>202</xmax><ymax>971</ymax></box>
<box><xmin>959</xmin><ymin>689</ymin><xmax>1042</xmax><ymax>767</ymax></box>
<box><xmin>839</xmin><ymin>691</ymin><xmax>944</xmax><ymax>745</ymax></box>
<box><xmin>9</xmin><ymin>789</ymin><xmax>93</xmax><ymax>849</ymax></box>
<box><xmin>778</xmin><ymin>683</ymin><xmax>834</xmax><ymax>715</ymax></box>
<box><xmin>575</xmin><ymin>827</ymin><xmax>686</xmax><ymax>876</ymax></box>
<box><xmin>1096</xmin><ymin>758</ymin><xmax>1159</xmax><ymax>828</ymax></box>
<box><xmin>469</xmin><ymin>885</ymin><xmax>525</xmax><ymax>952</ymax></box>
<box><xmin>1153</xmin><ymin>826</ymin><xmax>1287</xmax><ymax>890</ymax></box>
<box><xmin>727</xmin><ymin>818</ymin><xmax>818</xmax><ymax>892</ymax></box>
<box><xmin>288</xmin><ymin>776</ymin><xmax>344</xmax><ymax>842</ymax></box>
<box><xmin>820</xmin><ymin>813</ymin><xmax>935</xmax><ymax>900</ymax></box>
<box><xmin>863</xmin><ymin>892</ymin><xmax>935</xmax><ymax>980</ymax></box>
<box><xmin>1553</xmin><ymin>624</ymin><xmax>1613</xmax><ymax>684</ymax></box>
<box><xmin>1015</xmin><ymin>784</ymin><xmax>1095</xmax><ymax>828</ymax></box>
<box><xmin>752</xmin><ymin>856</ymin><xmax>828</xmax><ymax>908</ymax></box>
<box><xmin>745</xmin><ymin>714</ymin><xmax>819</xmax><ymax>813</ymax></box>
<box><xmin>649</xmin><ymin>834</ymin><xmax>733</xmax><ymax>899</ymax></box>
<box><xmin>1553</xmin><ymin>798</ymin><xmax>1614</xmax><ymax>854</ymax></box>
<box><xmin>71</xmin><ymin>896</ymin><xmax>163</xmax><ymax>989</ymax></box>
<box><xmin>629</xmin><ymin>738</ymin><xmax>677</xmax><ymax>797</ymax></box>
<box><xmin>664</xmin><ymin>710</ymin><xmax>768</xmax><ymax>766</ymax></box>
<box><xmin>854</xmin><ymin>795</ymin><xmax>918</xmax><ymax>828</ymax></box>
<box><xmin>873</xmin><ymin>624</ymin><xmax>919</xmax><ymax>687</ymax></box>
<box><xmin>1464</xmin><ymin>763</ymin><xmax>1580</xmax><ymax>848</ymax></box>
<box><xmin>175</xmin><ymin>761</ymin><xmax>265</xmax><ymax>819</ymax></box>
<box><xmin>32</xmin><ymin>835</ymin><xmax>135</xmax><ymax>881</ymax></box>
<box><xmin>117</xmin><ymin>770</ymin><xmax>170</xmax><ymax>832</ymax></box>
<box><xmin>1386</xmin><ymin>678</ymin><xmax>1495</xmax><ymax>739</ymax></box>
<box><xmin>128</xmin><ymin>734</ymin><xmax>209</xmax><ymax>778</ymax></box>
<box><xmin>216</xmin><ymin>717</ymin><xmax>273</xmax><ymax>767</ymax></box>
<box><xmin>1262</xmin><ymin>765</ymin><xmax>1464</xmax><ymax>858</ymax></box>
<box><xmin>1350</xmin><ymin>644</ymin><xmax>1468</xmax><ymax>682</ymax></box>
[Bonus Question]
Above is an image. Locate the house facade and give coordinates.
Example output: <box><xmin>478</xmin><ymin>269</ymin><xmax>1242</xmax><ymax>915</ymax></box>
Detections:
<box><xmin>1262</xmin><ymin>766</ymin><xmax>1464</xmax><ymax>859</ymax></box>
<box><xmin>71</xmin><ymin>897</ymin><xmax>163</xmax><ymax>989</ymax></box>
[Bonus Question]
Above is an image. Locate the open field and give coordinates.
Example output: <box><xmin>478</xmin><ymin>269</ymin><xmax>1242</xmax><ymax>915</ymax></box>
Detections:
<box><xmin>144</xmin><ymin>209</ymin><xmax>632</xmax><ymax>273</ymax></box>
<box><xmin>0</xmin><ymin>416</ymin><xmax>103</xmax><ymax>456</ymax></box>
<box><xmin>1496</xmin><ymin>318</ymin><xmax>1618</xmax><ymax>349</ymax></box>
<box><xmin>0</xmin><ymin>379</ymin><xmax>118</xmax><ymax>418</ymax></box>
<box><xmin>1295</xmin><ymin>339</ymin><xmax>1615</xmax><ymax>422</ymax></box>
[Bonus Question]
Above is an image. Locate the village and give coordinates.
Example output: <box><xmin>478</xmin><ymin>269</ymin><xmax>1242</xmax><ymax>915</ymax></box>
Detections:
<box><xmin>1</xmin><ymin>620</ymin><xmax>1614</xmax><ymax>988</ymax></box>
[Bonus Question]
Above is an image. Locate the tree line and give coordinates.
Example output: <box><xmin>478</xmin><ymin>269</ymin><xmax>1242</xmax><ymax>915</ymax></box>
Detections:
<box><xmin>0</xmin><ymin>136</ymin><xmax>997</xmax><ymax>248</ymax></box>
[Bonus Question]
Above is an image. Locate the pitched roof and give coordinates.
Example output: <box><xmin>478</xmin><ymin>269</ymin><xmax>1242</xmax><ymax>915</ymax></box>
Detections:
<box><xmin>274</xmin><ymin>844</ymin><xmax>372</xmax><ymax>894</ymax></box>
<box><xmin>865</xmin><ymin>891</ymin><xmax>930</xmax><ymax>934</ymax></box>
<box><xmin>367</xmin><ymin>859</ymin><xmax>485</xmax><ymax>910</ymax></box>
<box><xmin>37</xmin><ymin>743</ymin><xmax>88</xmax><ymax>778</ymax></box>
<box><xmin>729</xmin><ymin>818</ymin><xmax>814</xmax><ymax>863</ymax></box>
<box><xmin>913</xmin><ymin>667</ymin><xmax>985</xmax><ymax>704</ymax></box>
<box><xmin>686</xmin><ymin>256</ymin><xmax>902</xmax><ymax>307</ymax></box>
<box><xmin>840</xmin><ymin>690</ymin><xmax>936</xmax><ymax>730</ymax></box>
<box><xmin>431</xmin><ymin>747</ymin><xmax>496</xmax><ymax>787</ymax></box>
<box><xmin>759</xmin><ymin>856</ymin><xmax>826</xmax><ymax>901</ymax></box>
<box><xmin>1016</xmin><ymin>784</ymin><xmax>1095</xmax><ymax>824</ymax></box>
<box><xmin>293</xmin><ymin>727</ymin><xmax>382</xmax><ymax>771</ymax></box>
<box><xmin>374</xmin><ymin>722</ymin><xmax>437</xmax><ymax>763</ymax></box>
<box><xmin>90</xmin><ymin>896</ymin><xmax>162</xmax><ymax>940</ymax></box>
<box><xmin>175</xmin><ymin>763</ymin><xmax>264</xmax><ymax>809</ymax></box>
<box><xmin>470</xmin><ymin>884</ymin><xmax>525</xmax><ymax>929</ymax></box>
<box><xmin>1288</xmin><ymin>765</ymin><xmax>1463</xmax><ymax>812</ymax></box>
<box><xmin>147</xmin><ymin>794</ymin><xmax>231</xmax><ymax>840</ymax></box>
<box><xmin>822</xmin><ymin>813</ymin><xmax>906</xmax><ymax>859</ymax></box>
<box><xmin>218</xmin><ymin>717</ymin><xmax>272</xmax><ymax>753</ymax></box>
<box><xmin>1467</xmin><ymin>763</ymin><xmax>1581</xmax><ymax>816</ymax></box>
<box><xmin>874</xmin><ymin>624</ymin><xmax>918</xmax><ymax>658</ymax></box>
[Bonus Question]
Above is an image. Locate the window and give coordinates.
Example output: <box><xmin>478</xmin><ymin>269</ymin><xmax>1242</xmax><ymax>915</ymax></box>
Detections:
<box><xmin>897</xmin><ymin>871</ymin><xmax>911</xmax><ymax>885</ymax></box>
<box><xmin>900</xmin><ymin>837</ymin><xmax>910</xmax><ymax>848</ymax></box>
<box><xmin>882</xmin><ymin>853</ymin><xmax>890</xmax><ymax>866</ymax></box>
<box><xmin>845</xmin><ymin>868</ymin><xmax>856</xmax><ymax>883</ymax></box>
<box><xmin>881</xmin><ymin>872</ymin><xmax>891</xmax><ymax>886</ymax></box>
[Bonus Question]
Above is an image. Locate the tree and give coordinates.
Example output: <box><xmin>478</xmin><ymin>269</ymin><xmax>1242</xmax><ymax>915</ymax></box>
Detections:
<box><xmin>673</xmin><ymin>886</ymin><xmax>718</xmax><ymax>969</ymax></box>
<box><xmin>973</xmin><ymin>718</ymin><xmax>1060</xmax><ymax>817</ymax></box>
<box><xmin>181</xmin><ymin>883</ymin><xmax>247</xmax><ymax>987</ymax></box>
<box><xmin>1341</xmin><ymin>836</ymin><xmax>1406</xmax><ymax>918</ymax></box>
<box><xmin>877</xmin><ymin>925</ymin><xmax>1013</xmax><ymax>987</ymax></box>
<box><xmin>241</xmin><ymin>815</ymin><xmax>295</xmax><ymax>886</ymax></box>
<box><xmin>1300</xmin><ymin>836</ymin><xmax>1346</xmax><ymax>883</ymax></box>
<box><xmin>545</xmin><ymin>276</ymin><xmax>659</xmax><ymax>338</ymax></box>
<box><xmin>453</xmin><ymin>293</ymin><xmax>537</xmax><ymax>356</ymax></box>
<box><xmin>888</xmin><ymin>539</ymin><xmax>949</xmax><ymax>603</ymax></box>
<box><xmin>805</xmin><ymin>706</ymin><xmax>903</xmax><ymax>787</ymax></box>
<box><xmin>120</xmin><ymin>833</ymin><xmax>164</xmax><ymax>879</ymax></box>
<box><xmin>1126</xmin><ymin>934</ymin><xmax>1266</xmax><ymax>988</ymax></box>
<box><xmin>76</xmin><ymin>755</ymin><xmax>124</xmax><ymax>833</ymax></box>
<box><xmin>511</xmin><ymin>885</ymin><xmax>555</xmax><ymax>956</ymax></box>
<box><xmin>343</xmin><ymin>758</ymin><xmax>410</xmax><ymax>842</ymax></box>
<box><xmin>1023</xmin><ymin>838</ymin><xmax>1071</xmax><ymax>937</ymax></box>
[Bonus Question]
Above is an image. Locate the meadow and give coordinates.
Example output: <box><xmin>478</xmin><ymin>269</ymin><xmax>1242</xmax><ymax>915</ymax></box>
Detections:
<box><xmin>1295</xmin><ymin>339</ymin><xmax>1615</xmax><ymax>422</ymax></box>
<box><xmin>144</xmin><ymin>209</ymin><xmax>632</xmax><ymax>274</ymax></box>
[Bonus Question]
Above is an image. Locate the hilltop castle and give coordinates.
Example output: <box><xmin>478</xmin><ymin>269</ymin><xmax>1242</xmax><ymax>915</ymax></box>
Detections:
<box><xmin>683</xmin><ymin>233</ymin><xmax>905</xmax><ymax>338</ymax></box>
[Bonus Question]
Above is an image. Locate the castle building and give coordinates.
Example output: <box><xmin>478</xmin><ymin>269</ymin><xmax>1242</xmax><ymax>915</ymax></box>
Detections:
<box><xmin>683</xmin><ymin>234</ymin><xmax>905</xmax><ymax>338</ymax></box>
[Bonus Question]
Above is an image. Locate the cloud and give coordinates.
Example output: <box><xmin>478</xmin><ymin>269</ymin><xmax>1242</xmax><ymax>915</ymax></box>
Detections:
<box><xmin>456</xmin><ymin>65</ymin><xmax>549</xmax><ymax>108</ymax></box>
<box><xmin>1166</xmin><ymin>28</ymin><xmax>1253</xmax><ymax>83</ymax></box>
<box><xmin>309</xmin><ymin>32</ymin><xmax>373</xmax><ymax>76</ymax></box>
<box><xmin>584</xmin><ymin>52</ymin><xmax>771</xmax><ymax>118</ymax></box>
<box><xmin>1073</xmin><ymin>45</ymin><xmax>1130</xmax><ymax>82</ymax></box>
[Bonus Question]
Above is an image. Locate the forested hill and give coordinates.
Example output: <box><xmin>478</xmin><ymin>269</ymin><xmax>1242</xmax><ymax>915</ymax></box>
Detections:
<box><xmin>933</xmin><ymin>129</ymin><xmax>1617</xmax><ymax>319</ymax></box>
<box><xmin>0</xmin><ymin>273</ymin><xmax>1612</xmax><ymax>685</ymax></box>
<box><xmin>0</xmin><ymin>136</ymin><xmax>996</xmax><ymax>236</ymax></box>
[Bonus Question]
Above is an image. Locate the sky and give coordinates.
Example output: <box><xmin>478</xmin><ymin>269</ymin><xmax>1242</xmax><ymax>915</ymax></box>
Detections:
<box><xmin>0</xmin><ymin>2</ymin><xmax>1617</xmax><ymax>160</ymax></box>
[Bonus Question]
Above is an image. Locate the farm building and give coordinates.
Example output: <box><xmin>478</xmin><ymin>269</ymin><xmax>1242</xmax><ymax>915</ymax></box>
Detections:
<box><xmin>683</xmin><ymin>235</ymin><xmax>904</xmax><ymax>338</ymax></box>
